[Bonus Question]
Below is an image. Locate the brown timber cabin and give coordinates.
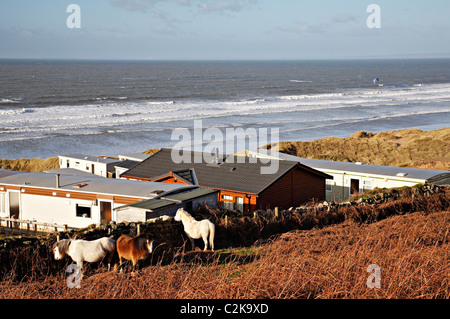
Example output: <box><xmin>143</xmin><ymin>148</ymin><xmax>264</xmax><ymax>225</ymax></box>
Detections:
<box><xmin>120</xmin><ymin>148</ymin><xmax>332</xmax><ymax>213</ymax></box>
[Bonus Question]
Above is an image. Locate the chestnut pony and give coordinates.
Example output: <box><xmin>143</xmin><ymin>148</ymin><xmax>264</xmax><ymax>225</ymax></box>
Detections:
<box><xmin>116</xmin><ymin>234</ymin><xmax>153</xmax><ymax>272</ymax></box>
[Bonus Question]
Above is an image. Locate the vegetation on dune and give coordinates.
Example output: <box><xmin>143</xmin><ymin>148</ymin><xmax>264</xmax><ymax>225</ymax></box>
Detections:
<box><xmin>2</xmin><ymin>128</ymin><xmax>448</xmax><ymax>173</ymax></box>
<box><xmin>268</xmin><ymin>127</ymin><xmax>450</xmax><ymax>170</ymax></box>
<box><xmin>0</xmin><ymin>157</ymin><xmax>59</xmax><ymax>173</ymax></box>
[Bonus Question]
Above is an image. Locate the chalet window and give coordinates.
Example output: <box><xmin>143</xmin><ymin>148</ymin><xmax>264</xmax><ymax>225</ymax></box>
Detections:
<box><xmin>221</xmin><ymin>195</ymin><xmax>234</xmax><ymax>210</ymax></box>
<box><xmin>326</xmin><ymin>179</ymin><xmax>333</xmax><ymax>192</ymax></box>
<box><xmin>76</xmin><ymin>204</ymin><xmax>91</xmax><ymax>218</ymax></box>
<box><xmin>235</xmin><ymin>197</ymin><xmax>244</xmax><ymax>212</ymax></box>
<box><xmin>363</xmin><ymin>180</ymin><xmax>373</xmax><ymax>192</ymax></box>
<box><xmin>223</xmin><ymin>201</ymin><xmax>234</xmax><ymax>210</ymax></box>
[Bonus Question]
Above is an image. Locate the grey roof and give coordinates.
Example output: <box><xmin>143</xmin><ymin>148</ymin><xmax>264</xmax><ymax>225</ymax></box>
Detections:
<box><xmin>0</xmin><ymin>169</ymin><xmax>26</xmax><ymax>179</ymax></box>
<box><xmin>59</xmin><ymin>154</ymin><xmax>120</xmax><ymax>164</ymax></box>
<box><xmin>115</xmin><ymin>187</ymin><xmax>218</xmax><ymax>212</ymax></box>
<box><xmin>251</xmin><ymin>150</ymin><xmax>450</xmax><ymax>182</ymax></box>
<box><xmin>159</xmin><ymin>187</ymin><xmax>218</xmax><ymax>202</ymax></box>
<box><xmin>44</xmin><ymin>168</ymin><xmax>100</xmax><ymax>177</ymax></box>
<box><xmin>121</xmin><ymin>148</ymin><xmax>331</xmax><ymax>195</ymax></box>
<box><xmin>0</xmin><ymin>172</ymin><xmax>197</xmax><ymax>199</ymax></box>
<box><xmin>118</xmin><ymin>153</ymin><xmax>151</xmax><ymax>162</ymax></box>
<box><xmin>114</xmin><ymin>160</ymin><xmax>139</xmax><ymax>169</ymax></box>
<box><xmin>115</xmin><ymin>198</ymin><xmax>178</xmax><ymax>211</ymax></box>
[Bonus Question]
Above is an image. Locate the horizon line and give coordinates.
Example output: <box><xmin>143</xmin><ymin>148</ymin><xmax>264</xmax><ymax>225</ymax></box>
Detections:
<box><xmin>1</xmin><ymin>56</ymin><xmax>450</xmax><ymax>62</ymax></box>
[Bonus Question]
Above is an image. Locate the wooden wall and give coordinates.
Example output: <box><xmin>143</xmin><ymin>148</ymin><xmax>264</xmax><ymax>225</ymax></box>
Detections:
<box><xmin>258</xmin><ymin>166</ymin><xmax>326</xmax><ymax>210</ymax></box>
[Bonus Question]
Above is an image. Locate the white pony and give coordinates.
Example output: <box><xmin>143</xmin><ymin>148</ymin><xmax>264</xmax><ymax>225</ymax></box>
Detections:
<box><xmin>53</xmin><ymin>237</ymin><xmax>116</xmax><ymax>271</ymax></box>
<box><xmin>174</xmin><ymin>208</ymin><xmax>215</xmax><ymax>251</ymax></box>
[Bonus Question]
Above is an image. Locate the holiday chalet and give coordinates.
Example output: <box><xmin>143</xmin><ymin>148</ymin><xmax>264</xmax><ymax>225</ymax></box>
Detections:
<box><xmin>120</xmin><ymin>148</ymin><xmax>332</xmax><ymax>213</ymax></box>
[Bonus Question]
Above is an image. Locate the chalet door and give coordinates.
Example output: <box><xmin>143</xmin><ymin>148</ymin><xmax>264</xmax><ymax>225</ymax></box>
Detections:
<box><xmin>91</xmin><ymin>164</ymin><xmax>95</xmax><ymax>175</ymax></box>
<box><xmin>8</xmin><ymin>191</ymin><xmax>20</xmax><ymax>228</ymax></box>
<box><xmin>350</xmin><ymin>179</ymin><xmax>360</xmax><ymax>196</ymax></box>
<box><xmin>100</xmin><ymin>201</ymin><xmax>112</xmax><ymax>225</ymax></box>
<box><xmin>186</xmin><ymin>201</ymin><xmax>193</xmax><ymax>214</ymax></box>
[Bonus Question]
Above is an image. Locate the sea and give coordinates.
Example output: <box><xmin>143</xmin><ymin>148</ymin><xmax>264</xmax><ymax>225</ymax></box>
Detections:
<box><xmin>0</xmin><ymin>59</ymin><xmax>449</xmax><ymax>159</ymax></box>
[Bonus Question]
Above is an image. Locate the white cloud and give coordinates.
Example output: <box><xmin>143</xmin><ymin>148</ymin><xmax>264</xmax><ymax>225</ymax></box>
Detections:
<box><xmin>197</xmin><ymin>0</ymin><xmax>255</xmax><ymax>13</ymax></box>
<box><xmin>110</xmin><ymin>0</ymin><xmax>162</xmax><ymax>12</ymax></box>
<box><xmin>275</xmin><ymin>22</ymin><xmax>329</xmax><ymax>35</ymax></box>
<box><xmin>331</xmin><ymin>14</ymin><xmax>356</xmax><ymax>24</ymax></box>
<box><xmin>110</xmin><ymin>0</ymin><xmax>258</xmax><ymax>14</ymax></box>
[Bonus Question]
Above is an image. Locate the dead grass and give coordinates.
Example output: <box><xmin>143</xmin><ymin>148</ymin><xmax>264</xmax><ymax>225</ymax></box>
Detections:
<box><xmin>0</xmin><ymin>190</ymin><xmax>448</xmax><ymax>299</ymax></box>
<box><xmin>0</xmin><ymin>157</ymin><xmax>59</xmax><ymax>173</ymax></box>
<box><xmin>269</xmin><ymin>127</ymin><xmax>450</xmax><ymax>169</ymax></box>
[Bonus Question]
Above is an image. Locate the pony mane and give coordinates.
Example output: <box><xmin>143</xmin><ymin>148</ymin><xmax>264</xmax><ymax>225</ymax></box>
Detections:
<box><xmin>134</xmin><ymin>235</ymin><xmax>150</xmax><ymax>251</ymax></box>
<box><xmin>178</xmin><ymin>208</ymin><xmax>195</xmax><ymax>221</ymax></box>
<box><xmin>54</xmin><ymin>239</ymin><xmax>71</xmax><ymax>255</ymax></box>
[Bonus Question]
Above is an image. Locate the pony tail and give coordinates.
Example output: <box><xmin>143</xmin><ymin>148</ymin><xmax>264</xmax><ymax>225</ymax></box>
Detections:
<box><xmin>209</xmin><ymin>223</ymin><xmax>215</xmax><ymax>251</ymax></box>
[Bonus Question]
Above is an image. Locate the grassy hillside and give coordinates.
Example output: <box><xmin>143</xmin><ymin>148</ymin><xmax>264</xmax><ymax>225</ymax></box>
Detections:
<box><xmin>1</xmin><ymin>209</ymin><xmax>448</xmax><ymax>299</ymax></box>
<box><xmin>0</xmin><ymin>157</ymin><xmax>59</xmax><ymax>173</ymax></box>
<box><xmin>1</xmin><ymin>186</ymin><xmax>448</xmax><ymax>299</ymax></box>
<box><xmin>268</xmin><ymin>128</ymin><xmax>450</xmax><ymax>170</ymax></box>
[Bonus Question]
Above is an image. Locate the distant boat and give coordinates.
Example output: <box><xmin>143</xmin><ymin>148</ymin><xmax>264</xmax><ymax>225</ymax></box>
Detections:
<box><xmin>372</xmin><ymin>77</ymin><xmax>383</xmax><ymax>87</ymax></box>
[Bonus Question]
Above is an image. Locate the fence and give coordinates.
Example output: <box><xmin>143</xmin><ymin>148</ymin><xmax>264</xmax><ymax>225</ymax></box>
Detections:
<box><xmin>0</xmin><ymin>217</ymin><xmax>77</xmax><ymax>235</ymax></box>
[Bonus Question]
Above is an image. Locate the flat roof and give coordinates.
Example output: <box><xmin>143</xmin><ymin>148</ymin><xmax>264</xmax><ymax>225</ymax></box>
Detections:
<box><xmin>118</xmin><ymin>153</ymin><xmax>151</xmax><ymax>162</ymax></box>
<box><xmin>59</xmin><ymin>154</ymin><xmax>120</xmax><ymax>164</ymax></box>
<box><xmin>44</xmin><ymin>168</ymin><xmax>100</xmax><ymax>177</ymax></box>
<box><xmin>0</xmin><ymin>172</ymin><xmax>196</xmax><ymax>199</ymax></box>
<box><xmin>159</xmin><ymin>187</ymin><xmax>218</xmax><ymax>202</ymax></box>
<box><xmin>0</xmin><ymin>169</ymin><xmax>26</xmax><ymax>179</ymax></box>
<box><xmin>114</xmin><ymin>187</ymin><xmax>218</xmax><ymax>212</ymax></box>
<box><xmin>117</xmin><ymin>198</ymin><xmax>178</xmax><ymax>211</ymax></box>
<box><xmin>248</xmin><ymin>150</ymin><xmax>450</xmax><ymax>181</ymax></box>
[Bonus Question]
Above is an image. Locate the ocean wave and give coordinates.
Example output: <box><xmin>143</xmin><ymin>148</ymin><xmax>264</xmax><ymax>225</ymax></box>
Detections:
<box><xmin>0</xmin><ymin>83</ymin><xmax>449</xmax><ymax>143</ymax></box>
<box><xmin>0</xmin><ymin>108</ymin><xmax>33</xmax><ymax>115</ymax></box>
<box><xmin>0</xmin><ymin>98</ymin><xmax>22</xmax><ymax>104</ymax></box>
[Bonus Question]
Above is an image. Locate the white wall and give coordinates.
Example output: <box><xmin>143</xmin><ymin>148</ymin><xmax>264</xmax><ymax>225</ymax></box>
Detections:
<box><xmin>325</xmin><ymin>172</ymin><xmax>421</xmax><ymax>202</ymax></box>
<box><xmin>59</xmin><ymin>156</ymin><xmax>108</xmax><ymax>177</ymax></box>
<box><xmin>20</xmin><ymin>193</ymin><xmax>100</xmax><ymax>228</ymax></box>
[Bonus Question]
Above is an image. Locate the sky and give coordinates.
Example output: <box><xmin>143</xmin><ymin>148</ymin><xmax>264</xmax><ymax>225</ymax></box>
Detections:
<box><xmin>1</xmin><ymin>0</ymin><xmax>450</xmax><ymax>60</ymax></box>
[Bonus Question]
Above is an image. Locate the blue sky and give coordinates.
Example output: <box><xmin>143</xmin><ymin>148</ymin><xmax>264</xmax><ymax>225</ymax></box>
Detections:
<box><xmin>1</xmin><ymin>0</ymin><xmax>449</xmax><ymax>59</ymax></box>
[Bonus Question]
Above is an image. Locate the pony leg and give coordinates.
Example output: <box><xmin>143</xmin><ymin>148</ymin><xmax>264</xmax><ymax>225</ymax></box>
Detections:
<box><xmin>131</xmin><ymin>258</ymin><xmax>138</xmax><ymax>275</ymax></box>
<box><xmin>119</xmin><ymin>256</ymin><xmax>124</xmax><ymax>273</ymax></box>
<box><xmin>202</xmin><ymin>234</ymin><xmax>209</xmax><ymax>251</ymax></box>
<box><xmin>76</xmin><ymin>261</ymin><xmax>84</xmax><ymax>278</ymax></box>
<box><xmin>189</xmin><ymin>237</ymin><xmax>196</xmax><ymax>251</ymax></box>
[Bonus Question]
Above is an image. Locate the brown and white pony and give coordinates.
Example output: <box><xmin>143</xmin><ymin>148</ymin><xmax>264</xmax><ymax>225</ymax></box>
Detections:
<box><xmin>116</xmin><ymin>234</ymin><xmax>153</xmax><ymax>272</ymax></box>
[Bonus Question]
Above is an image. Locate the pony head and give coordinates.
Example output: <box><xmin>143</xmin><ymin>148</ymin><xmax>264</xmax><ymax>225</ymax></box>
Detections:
<box><xmin>53</xmin><ymin>239</ymin><xmax>71</xmax><ymax>260</ymax></box>
<box><xmin>174</xmin><ymin>208</ymin><xmax>184</xmax><ymax>222</ymax></box>
<box><xmin>146</xmin><ymin>239</ymin><xmax>154</xmax><ymax>254</ymax></box>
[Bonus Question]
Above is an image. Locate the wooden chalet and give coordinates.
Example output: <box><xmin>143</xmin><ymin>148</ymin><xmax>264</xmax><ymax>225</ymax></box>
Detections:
<box><xmin>120</xmin><ymin>148</ymin><xmax>332</xmax><ymax>212</ymax></box>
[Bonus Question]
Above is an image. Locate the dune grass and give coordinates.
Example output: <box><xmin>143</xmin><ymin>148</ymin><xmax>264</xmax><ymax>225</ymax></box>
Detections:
<box><xmin>269</xmin><ymin>128</ymin><xmax>450</xmax><ymax>170</ymax></box>
<box><xmin>0</xmin><ymin>157</ymin><xmax>59</xmax><ymax>173</ymax></box>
